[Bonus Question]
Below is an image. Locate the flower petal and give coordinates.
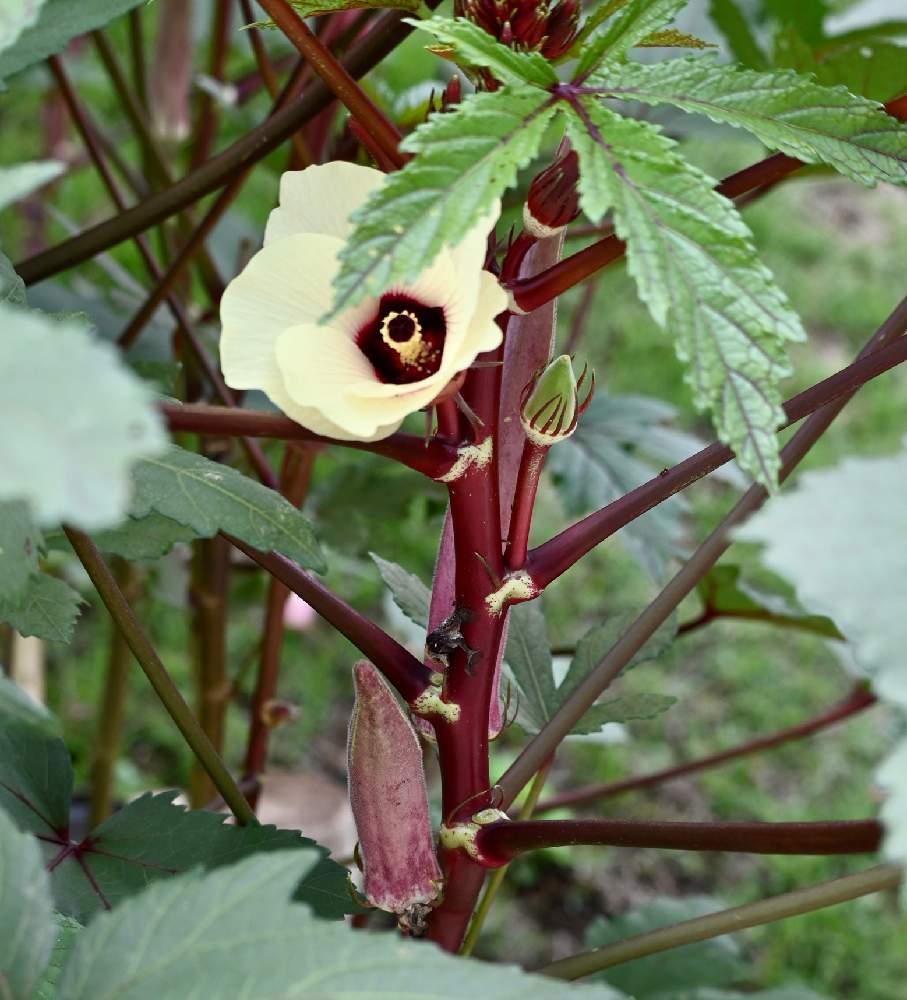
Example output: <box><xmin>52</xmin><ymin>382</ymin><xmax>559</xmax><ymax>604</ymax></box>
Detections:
<box><xmin>220</xmin><ymin>232</ymin><xmax>343</xmax><ymax>393</ymax></box>
<box><xmin>276</xmin><ymin>322</ymin><xmax>418</xmax><ymax>438</ymax></box>
<box><xmin>264</xmin><ymin>162</ymin><xmax>384</xmax><ymax>245</ymax></box>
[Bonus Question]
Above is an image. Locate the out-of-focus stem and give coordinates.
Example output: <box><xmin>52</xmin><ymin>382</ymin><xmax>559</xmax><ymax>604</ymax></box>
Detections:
<box><xmin>541</xmin><ymin>864</ymin><xmax>902</xmax><ymax>980</ymax></box>
<box><xmin>89</xmin><ymin>559</ymin><xmax>140</xmax><ymax>827</ymax></box>
<box><xmin>65</xmin><ymin>528</ymin><xmax>256</xmax><ymax>826</ymax></box>
<box><xmin>242</xmin><ymin>447</ymin><xmax>317</xmax><ymax>808</ymax></box>
<box><xmin>189</xmin><ymin>535</ymin><xmax>233</xmax><ymax>806</ymax></box>
<box><xmin>536</xmin><ymin>683</ymin><xmax>876</xmax><ymax>814</ymax></box>
<box><xmin>191</xmin><ymin>0</ymin><xmax>233</xmax><ymax>168</ymax></box>
<box><xmin>128</xmin><ymin>9</ymin><xmax>148</xmax><ymax>111</ymax></box>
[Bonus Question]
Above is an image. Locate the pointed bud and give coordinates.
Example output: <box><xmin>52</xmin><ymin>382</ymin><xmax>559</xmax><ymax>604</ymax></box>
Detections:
<box><xmin>348</xmin><ymin>661</ymin><xmax>443</xmax><ymax>926</ymax></box>
<box><xmin>520</xmin><ymin>354</ymin><xmax>594</xmax><ymax>447</ymax></box>
<box><xmin>524</xmin><ymin>148</ymin><xmax>580</xmax><ymax>238</ymax></box>
<box><xmin>541</xmin><ymin>0</ymin><xmax>580</xmax><ymax>59</ymax></box>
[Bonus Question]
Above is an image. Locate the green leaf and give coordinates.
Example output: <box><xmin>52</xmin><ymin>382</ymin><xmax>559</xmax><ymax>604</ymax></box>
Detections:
<box><xmin>734</xmin><ymin>442</ymin><xmax>907</xmax><ymax>709</ymax></box>
<box><xmin>0</xmin><ymin>161</ymin><xmax>63</xmax><ymax>211</ymax></box>
<box><xmin>505</xmin><ymin>602</ymin><xmax>674</xmax><ymax>734</ymax></box>
<box><xmin>762</xmin><ymin>0</ymin><xmax>827</xmax><ymax>47</ymax></box>
<box><xmin>0</xmin><ymin>674</ymin><xmax>60</xmax><ymax>735</ymax></box>
<box><xmin>696</xmin><ymin>564</ymin><xmax>842</xmax><ymax>638</ymax></box>
<box><xmin>592</xmin><ymin>56</ymin><xmax>907</xmax><ymax>188</ymax></box>
<box><xmin>333</xmin><ymin>87</ymin><xmax>557</xmax><ymax>311</ymax></box>
<box><xmin>370</xmin><ymin>552</ymin><xmax>430</xmax><ymax>627</ymax></box>
<box><xmin>129</xmin><ymin>445</ymin><xmax>326</xmax><ymax>573</ymax></box>
<box><xmin>32</xmin><ymin>915</ymin><xmax>82</xmax><ymax>1000</ymax></box>
<box><xmin>0</xmin><ymin>304</ymin><xmax>166</xmax><ymax>530</ymax></box>
<box><xmin>0</xmin><ymin>806</ymin><xmax>56</xmax><ymax>1000</ymax></box>
<box><xmin>0</xmin><ymin>0</ymin><xmax>148</xmax><ymax>80</ymax></box>
<box><xmin>0</xmin><ymin>0</ymin><xmax>44</xmax><ymax>55</ymax></box>
<box><xmin>565</xmin><ymin>100</ymin><xmax>804</xmax><ymax>487</ymax></box>
<box><xmin>0</xmin><ymin>500</ymin><xmax>41</xmax><ymax>601</ymax></box>
<box><xmin>586</xmin><ymin>896</ymin><xmax>746</xmax><ymax>997</ymax></box>
<box><xmin>548</xmin><ymin>392</ymin><xmax>745</xmax><ymax>578</ymax></box>
<box><xmin>0</xmin><ymin>573</ymin><xmax>83</xmax><ymax>643</ymax></box>
<box><xmin>247</xmin><ymin>0</ymin><xmax>420</xmax><ymax>27</ymax></box>
<box><xmin>707</xmin><ymin>0</ymin><xmax>768</xmax><ymax>69</ymax></box>
<box><xmin>0</xmin><ymin>724</ymin><xmax>357</xmax><ymax>922</ymax></box>
<box><xmin>91</xmin><ymin>511</ymin><xmax>197</xmax><ymax>560</ymax></box>
<box><xmin>576</xmin><ymin>0</ymin><xmax>688</xmax><ymax>78</ymax></box>
<box><xmin>58</xmin><ymin>850</ymin><xmax>628</xmax><ymax>1000</ymax></box>
<box><xmin>411</xmin><ymin>16</ymin><xmax>558</xmax><ymax>87</ymax></box>
<box><xmin>788</xmin><ymin>39</ymin><xmax>907</xmax><ymax>103</ymax></box>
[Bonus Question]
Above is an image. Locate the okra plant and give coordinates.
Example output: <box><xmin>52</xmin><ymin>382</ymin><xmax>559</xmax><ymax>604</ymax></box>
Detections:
<box><xmin>1</xmin><ymin>0</ymin><xmax>907</xmax><ymax>996</ymax></box>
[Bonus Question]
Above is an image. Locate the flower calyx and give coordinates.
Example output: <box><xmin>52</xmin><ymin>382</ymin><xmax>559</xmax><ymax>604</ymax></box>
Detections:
<box><xmin>440</xmin><ymin>808</ymin><xmax>510</xmax><ymax>866</ymax></box>
<box><xmin>457</xmin><ymin>0</ymin><xmax>579</xmax><ymax>60</ymax></box>
<box><xmin>520</xmin><ymin>354</ymin><xmax>594</xmax><ymax>448</ymax></box>
<box><xmin>524</xmin><ymin>147</ymin><xmax>580</xmax><ymax>239</ymax></box>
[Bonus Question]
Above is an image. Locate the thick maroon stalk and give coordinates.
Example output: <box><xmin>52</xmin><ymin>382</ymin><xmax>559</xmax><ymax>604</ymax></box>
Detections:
<box><xmin>537</xmin><ymin>684</ymin><xmax>876</xmax><ymax>813</ymax></box>
<box><xmin>476</xmin><ymin>818</ymin><xmax>883</xmax><ymax>864</ymax></box>
<box><xmin>160</xmin><ymin>402</ymin><xmax>457</xmax><ymax>478</ymax></box>
<box><xmin>226</xmin><ymin>537</ymin><xmax>432</xmax><ymax>704</ymax></box>
<box><xmin>525</xmin><ymin>320</ymin><xmax>907</xmax><ymax>591</ymax></box>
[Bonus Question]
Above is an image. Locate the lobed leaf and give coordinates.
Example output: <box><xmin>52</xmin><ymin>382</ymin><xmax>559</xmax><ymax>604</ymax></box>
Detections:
<box><xmin>565</xmin><ymin>99</ymin><xmax>804</xmax><ymax>487</ymax></box>
<box><xmin>0</xmin><ymin>675</ymin><xmax>60</xmax><ymax>735</ymax></box>
<box><xmin>0</xmin><ymin>0</ymin><xmax>149</xmax><ymax>80</ymax></box>
<box><xmin>0</xmin><ymin>807</ymin><xmax>56</xmax><ymax>1000</ymax></box>
<box><xmin>370</xmin><ymin>551</ymin><xmax>430</xmax><ymax>627</ymax></box>
<box><xmin>90</xmin><ymin>511</ymin><xmax>197</xmax><ymax>560</ymax></box>
<box><xmin>592</xmin><ymin>56</ymin><xmax>907</xmax><ymax>188</ymax></box>
<box><xmin>0</xmin><ymin>304</ymin><xmax>167</xmax><ymax>530</ymax></box>
<box><xmin>333</xmin><ymin>87</ymin><xmax>558</xmax><ymax>311</ymax></box>
<box><xmin>576</xmin><ymin>0</ymin><xmax>689</xmax><ymax>78</ymax></box>
<box><xmin>129</xmin><ymin>445</ymin><xmax>326</xmax><ymax>573</ymax></box>
<box><xmin>0</xmin><ymin>499</ymin><xmax>41</xmax><ymax>601</ymax></box>
<box><xmin>411</xmin><ymin>16</ymin><xmax>558</xmax><ymax>88</ymax></box>
<box><xmin>57</xmin><ymin>850</ymin><xmax>628</xmax><ymax>999</ymax></box>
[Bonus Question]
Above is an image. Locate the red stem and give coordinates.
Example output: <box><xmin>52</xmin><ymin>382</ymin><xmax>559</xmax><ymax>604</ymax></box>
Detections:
<box><xmin>225</xmin><ymin>536</ymin><xmax>432</xmax><ymax>704</ymax></box>
<box><xmin>525</xmin><ymin>316</ymin><xmax>907</xmax><ymax>592</ymax></box>
<box><xmin>475</xmin><ymin>817</ymin><xmax>883</xmax><ymax>866</ymax></box>
<box><xmin>536</xmin><ymin>684</ymin><xmax>876</xmax><ymax>814</ymax></box>
<box><xmin>190</xmin><ymin>0</ymin><xmax>232</xmax><ymax>169</ymax></box>
<box><xmin>504</xmin><ymin>439</ymin><xmax>547</xmax><ymax>570</ymax></box>
<box><xmin>257</xmin><ymin>0</ymin><xmax>404</xmax><ymax>169</ymax></box>
<box><xmin>160</xmin><ymin>402</ymin><xmax>457</xmax><ymax>478</ymax></box>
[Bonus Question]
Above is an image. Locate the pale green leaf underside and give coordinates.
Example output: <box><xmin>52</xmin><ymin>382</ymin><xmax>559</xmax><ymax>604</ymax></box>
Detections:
<box><xmin>593</xmin><ymin>56</ymin><xmax>907</xmax><ymax>188</ymax></box>
<box><xmin>333</xmin><ymin>87</ymin><xmax>557</xmax><ymax>311</ymax></box>
<box><xmin>412</xmin><ymin>16</ymin><xmax>558</xmax><ymax>88</ymax></box>
<box><xmin>32</xmin><ymin>914</ymin><xmax>82</xmax><ymax>1000</ymax></box>
<box><xmin>0</xmin><ymin>304</ymin><xmax>167</xmax><ymax>530</ymax></box>
<box><xmin>0</xmin><ymin>161</ymin><xmax>64</xmax><ymax>212</ymax></box>
<box><xmin>0</xmin><ymin>807</ymin><xmax>56</xmax><ymax>1000</ymax></box>
<box><xmin>0</xmin><ymin>0</ymin><xmax>147</xmax><ymax>80</ymax></box>
<box><xmin>0</xmin><ymin>675</ymin><xmax>60</xmax><ymax>735</ymax></box>
<box><xmin>734</xmin><ymin>442</ymin><xmax>907</xmax><ymax>899</ymax></box>
<box><xmin>577</xmin><ymin>0</ymin><xmax>688</xmax><ymax>78</ymax></box>
<box><xmin>58</xmin><ymin>851</ymin><xmax>627</xmax><ymax>1000</ymax></box>
<box><xmin>565</xmin><ymin>99</ymin><xmax>804</xmax><ymax>487</ymax></box>
<box><xmin>129</xmin><ymin>445</ymin><xmax>326</xmax><ymax>573</ymax></box>
<box><xmin>370</xmin><ymin>552</ymin><xmax>430</xmax><ymax>627</ymax></box>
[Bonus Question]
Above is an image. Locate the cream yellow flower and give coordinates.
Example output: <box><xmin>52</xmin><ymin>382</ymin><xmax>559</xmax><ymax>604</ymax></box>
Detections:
<box><xmin>219</xmin><ymin>162</ymin><xmax>507</xmax><ymax>441</ymax></box>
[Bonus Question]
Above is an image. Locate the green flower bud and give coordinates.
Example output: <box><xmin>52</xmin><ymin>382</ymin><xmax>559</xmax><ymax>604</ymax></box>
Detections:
<box><xmin>520</xmin><ymin>355</ymin><xmax>593</xmax><ymax>447</ymax></box>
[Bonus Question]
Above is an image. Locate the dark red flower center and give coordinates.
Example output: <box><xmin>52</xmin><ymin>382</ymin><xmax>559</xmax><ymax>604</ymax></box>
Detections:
<box><xmin>356</xmin><ymin>293</ymin><xmax>447</xmax><ymax>385</ymax></box>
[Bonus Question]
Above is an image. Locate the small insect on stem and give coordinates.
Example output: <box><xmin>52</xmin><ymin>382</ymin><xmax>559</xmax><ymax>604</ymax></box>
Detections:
<box><xmin>425</xmin><ymin>607</ymin><xmax>481</xmax><ymax>674</ymax></box>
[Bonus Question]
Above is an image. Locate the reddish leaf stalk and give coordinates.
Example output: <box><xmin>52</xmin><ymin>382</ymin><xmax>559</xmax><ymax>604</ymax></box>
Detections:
<box><xmin>160</xmin><ymin>402</ymin><xmax>458</xmax><ymax>478</ymax></box>
<box><xmin>505</xmin><ymin>439</ymin><xmax>547</xmax><ymax>569</ymax></box>
<box><xmin>257</xmin><ymin>0</ymin><xmax>404</xmax><ymax>169</ymax></box>
<box><xmin>226</xmin><ymin>537</ymin><xmax>433</xmax><ymax>704</ymax></box>
<box><xmin>242</xmin><ymin>448</ymin><xmax>317</xmax><ymax>807</ymax></box>
<box><xmin>537</xmin><ymin>684</ymin><xmax>876</xmax><ymax>814</ymax></box>
<box><xmin>525</xmin><ymin>318</ymin><xmax>907</xmax><ymax>592</ymax></box>
<box><xmin>475</xmin><ymin>818</ymin><xmax>883</xmax><ymax>865</ymax></box>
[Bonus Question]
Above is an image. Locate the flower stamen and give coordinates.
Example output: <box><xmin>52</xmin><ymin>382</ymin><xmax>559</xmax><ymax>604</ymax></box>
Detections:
<box><xmin>380</xmin><ymin>310</ymin><xmax>424</xmax><ymax>365</ymax></box>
